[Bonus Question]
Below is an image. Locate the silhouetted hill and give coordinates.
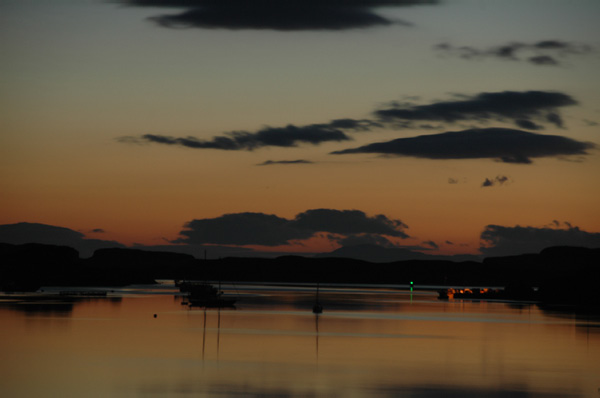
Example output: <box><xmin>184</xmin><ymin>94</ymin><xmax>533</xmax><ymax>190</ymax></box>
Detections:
<box><xmin>536</xmin><ymin>246</ymin><xmax>600</xmax><ymax>309</ymax></box>
<box><xmin>1</xmin><ymin>243</ymin><xmax>598</xmax><ymax>310</ymax></box>
<box><xmin>481</xmin><ymin>246</ymin><xmax>600</xmax><ymax>285</ymax></box>
<box><xmin>0</xmin><ymin>244</ymin><xmax>198</xmax><ymax>289</ymax></box>
<box><xmin>479</xmin><ymin>246</ymin><xmax>600</xmax><ymax>310</ymax></box>
<box><xmin>83</xmin><ymin>248</ymin><xmax>197</xmax><ymax>285</ymax></box>
<box><xmin>0</xmin><ymin>243</ymin><xmax>80</xmax><ymax>291</ymax></box>
<box><xmin>315</xmin><ymin>244</ymin><xmax>481</xmax><ymax>263</ymax></box>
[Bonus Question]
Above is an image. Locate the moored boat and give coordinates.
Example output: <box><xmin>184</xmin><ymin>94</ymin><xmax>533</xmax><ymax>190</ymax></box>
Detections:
<box><xmin>177</xmin><ymin>281</ymin><xmax>236</xmax><ymax>308</ymax></box>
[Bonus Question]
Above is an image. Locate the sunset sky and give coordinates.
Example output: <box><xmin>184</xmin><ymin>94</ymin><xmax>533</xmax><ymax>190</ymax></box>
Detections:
<box><xmin>2</xmin><ymin>0</ymin><xmax>599</xmax><ymax>259</ymax></box>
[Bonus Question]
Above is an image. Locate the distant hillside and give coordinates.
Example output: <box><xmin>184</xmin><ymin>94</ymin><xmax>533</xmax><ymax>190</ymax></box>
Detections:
<box><xmin>1</xmin><ymin>243</ymin><xmax>599</xmax><ymax>310</ymax></box>
<box><xmin>315</xmin><ymin>244</ymin><xmax>482</xmax><ymax>263</ymax></box>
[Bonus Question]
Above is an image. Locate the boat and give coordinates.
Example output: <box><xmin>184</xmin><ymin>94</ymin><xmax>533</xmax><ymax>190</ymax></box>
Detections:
<box><xmin>437</xmin><ymin>288</ymin><xmax>505</xmax><ymax>300</ymax></box>
<box><xmin>178</xmin><ymin>281</ymin><xmax>236</xmax><ymax>308</ymax></box>
<box><xmin>437</xmin><ymin>289</ymin><xmax>450</xmax><ymax>300</ymax></box>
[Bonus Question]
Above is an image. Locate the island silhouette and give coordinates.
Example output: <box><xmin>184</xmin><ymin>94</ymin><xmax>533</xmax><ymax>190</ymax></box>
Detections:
<box><xmin>1</xmin><ymin>242</ymin><xmax>598</xmax><ymax>311</ymax></box>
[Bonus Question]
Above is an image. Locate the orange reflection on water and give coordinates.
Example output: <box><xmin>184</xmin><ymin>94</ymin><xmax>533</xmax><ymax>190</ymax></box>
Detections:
<box><xmin>1</xmin><ymin>287</ymin><xmax>599</xmax><ymax>397</ymax></box>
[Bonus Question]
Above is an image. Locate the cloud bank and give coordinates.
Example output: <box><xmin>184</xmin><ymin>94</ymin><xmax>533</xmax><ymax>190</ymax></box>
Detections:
<box><xmin>174</xmin><ymin>209</ymin><xmax>409</xmax><ymax>247</ymax></box>
<box><xmin>257</xmin><ymin>160</ymin><xmax>314</xmax><ymax>166</ymax></box>
<box><xmin>480</xmin><ymin>223</ymin><xmax>600</xmax><ymax>257</ymax></box>
<box><xmin>334</xmin><ymin>233</ymin><xmax>400</xmax><ymax>248</ymax></box>
<box><xmin>331</xmin><ymin>128</ymin><xmax>594</xmax><ymax>164</ymax></box>
<box><xmin>114</xmin><ymin>0</ymin><xmax>436</xmax><ymax>31</ymax></box>
<box><xmin>435</xmin><ymin>40</ymin><xmax>594</xmax><ymax>67</ymax></box>
<box><xmin>375</xmin><ymin>91</ymin><xmax>577</xmax><ymax>130</ymax></box>
<box><xmin>118</xmin><ymin>90</ymin><xmax>592</xmax><ymax>166</ymax></box>
<box><xmin>119</xmin><ymin>119</ymin><xmax>380</xmax><ymax>151</ymax></box>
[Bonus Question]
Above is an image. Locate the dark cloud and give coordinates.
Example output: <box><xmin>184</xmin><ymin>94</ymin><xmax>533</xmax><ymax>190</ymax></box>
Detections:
<box><xmin>174</xmin><ymin>213</ymin><xmax>304</xmax><ymax>246</ymax></box>
<box><xmin>481</xmin><ymin>175</ymin><xmax>509</xmax><ymax>187</ymax></box>
<box><xmin>115</xmin><ymin>0</ymin><xmax>436</xmax><ymax>31</ymax></box>
<box><xmin>331</xmin><ymin>128</ymin><xmax>595</xmax><ymax>164</ymax></box>
<box><xmin>328</xmin><ymin>118</ymin><xmax>383</xmax><ymax>131</ymax></box>
<box><xmin>174</xmin><ymin>208</ymin><xmax>409</xmax><ymax>246</ymax></box>
<box><xmin>374</xmin><ymin>91</ymin><xmax>577</xmax><ymax>130</ymax></box>
<box><xmin>482</xmin><ymin>178</ymin><xmax>493</xmax><ymax>187</ymax></box>
<box><xmin>535</xmin><ymin>39</ymin><xmax>591</xmax><ymax>51</ymax></box>
<box><xmin>528</xmin><ymin>55</ymin><xmax>559</xmax><ymax>66</ymax></box>
<box><xmin>291</xmin><ymin>209</ymin><xmax>409</xmax><ymax>237</ymax></box>
<box><xmin>515</xmin><ymin>119</ymin><xmax>543</xmax><ymax>130</ymax></box>
<box><xmin>119</xmin><ymin>90</ymin><xmax>580</xmax><ymax>154</ymax></box>
<box><xmin>91</xmin><ymin>228</ymin><xmax>106</xmax><ymax>233</ymax></box>
<box><xmin>119</xmin><ymin>119</ymin><xmax>383</xmax><ymax>151</ymax></box>
<box><xmin>149</xmin><ymin>5</ymin><xmax>394</xmax><ymax>31</ymax></box>
<box><xmin>480</xmin><ymin>223</ymin><xmax>600</xmax><ymax>257</ymax></box>
<box><xmin>336</xmin><ymin>233</ymin><xmax>399</xmax><ymax>248</ymax></box>
<box><xmin>545</xmin><ymin>112</ymin><xmax>563</xmax><ymax>127</ymax></box>
<box><xmin>257</xmin><ymin>160</ymin><xmax>314</xmax><ymax>166</ymax></box>
<box><xmin>118</xmin><ymin>0</ymin><xmax>436</xmax><ymax>6</ymax></box>
<box><xmin>435</xmin><ymin>40</ymin><xmax>593</xmax><ymax>67</ymax></box>
<box><xmin>422</xmin><ymin>240</ymin><xmax>438</xmax><ymax>249</ymax></box>
<box><xmin>141</xmin><ymin>126</ymin><xmax>349</xmax><ymax>150</ymax></box>
<box><xmin>0</xmin><ymin>222</ymin><xmax>125</xmax><ymax>258</ymax></box>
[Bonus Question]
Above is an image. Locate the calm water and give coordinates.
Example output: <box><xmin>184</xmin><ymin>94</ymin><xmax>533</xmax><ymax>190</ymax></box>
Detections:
<box><xmin>1</xmin><ymin>283</ymin><xmax>599</xmax><ymax>397</ymax></box>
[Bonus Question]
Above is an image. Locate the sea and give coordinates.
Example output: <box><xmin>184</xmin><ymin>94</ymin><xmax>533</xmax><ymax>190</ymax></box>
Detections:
<box><xmin>1</xmin><ymin>282</ymin><xmax>599</xmax><ymax>397</ymax></box>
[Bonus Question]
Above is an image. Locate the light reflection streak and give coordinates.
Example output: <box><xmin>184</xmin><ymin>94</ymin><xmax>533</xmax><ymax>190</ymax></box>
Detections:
<box><xmin>180</xmin><ymin>308</ymin><xmax>584</xmax><ymax>326</ymax></box>
<box><xmin>185</xmin><ymin>327</ymin><xmax>451</xmax><ymax>340</ymax></box>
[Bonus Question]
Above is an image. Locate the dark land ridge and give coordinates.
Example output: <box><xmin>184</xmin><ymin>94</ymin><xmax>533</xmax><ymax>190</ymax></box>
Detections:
<box><xmin>1</xmin><ymin>243</ymin><xmax>599</xmax><ymax>310</ymax></box>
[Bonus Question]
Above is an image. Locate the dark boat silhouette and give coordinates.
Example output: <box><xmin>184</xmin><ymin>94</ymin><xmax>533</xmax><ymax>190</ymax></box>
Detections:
<box><xmin>177</xmin><ymin>281</ymin><xmax>236</xmax><ymax>308</ymax></box>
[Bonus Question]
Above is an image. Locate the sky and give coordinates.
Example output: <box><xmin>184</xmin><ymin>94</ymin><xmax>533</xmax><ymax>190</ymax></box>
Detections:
<box><xmin>1</xmin><ymin>0</ymin><xmax>600</xmax><ymax>259</ymax></box>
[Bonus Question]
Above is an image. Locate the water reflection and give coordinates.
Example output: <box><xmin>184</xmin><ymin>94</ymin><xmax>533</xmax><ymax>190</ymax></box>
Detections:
<box><xmin>0</xmin><ymin>294</ymin><xmax>122</xmax><ymax>315</ymax></box>
<box><xmin>137</xmin><ymin>382</ymin><xmax>580</xmax><ymax>398</ymax></box>
<box><xmin>372</xmin><ymin>385</ymin><xmax>580</xmax><ymax>398</ymax></box>
<box><xmin>1</xmin><ymin>284</ymin><xmax>599</xmax><ymax>398</ymax></box>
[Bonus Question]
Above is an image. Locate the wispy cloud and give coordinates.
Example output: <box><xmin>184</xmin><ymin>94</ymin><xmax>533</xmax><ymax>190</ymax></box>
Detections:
<box><xmin>131</xmin><ymin>125</ymin><xmax>349</xmax><ymax>150</ymax></box>
<box><xmin>331</xmin><ymin>128</ymin><xmax>595</xmax><ymax>164</ymax></box>
<box><xmin>435</xmin><ymin>40</ymin><xmax>593</xmax><ymax>67</ymax></box>
<box><xmin>375</xmin><ymin>91</ymin><xmax>577</xmax><ymax>130</ymax></box>
<box><xmin>257</xmin><ymin>160</ymin><xmax>314</xmax><ymax>166</ymax></box>
<box><xmin>118</xmin><ymin>91</ymin><xmax>588</xmax><ymax>158</ymax></box>
<box><xmin>118</xmin><ymin>119</ymin><xmax>379</xmax><ymax>151</ymax></box>
<box><xmin>422</xmin><ymin>240</ymin><xmax>438</xmax><ymax>249</ymax></box>
<box><xmin>335</xmin><ymin>233</ymin><xmax>400</xmax><ymax>248</ymax></box>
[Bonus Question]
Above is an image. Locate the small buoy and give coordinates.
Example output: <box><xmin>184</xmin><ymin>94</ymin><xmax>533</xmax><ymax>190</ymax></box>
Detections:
<box><xmin>153</xmin><ymin>314</ymin><xmax>157</xmax><ymax>318</ymax></box>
